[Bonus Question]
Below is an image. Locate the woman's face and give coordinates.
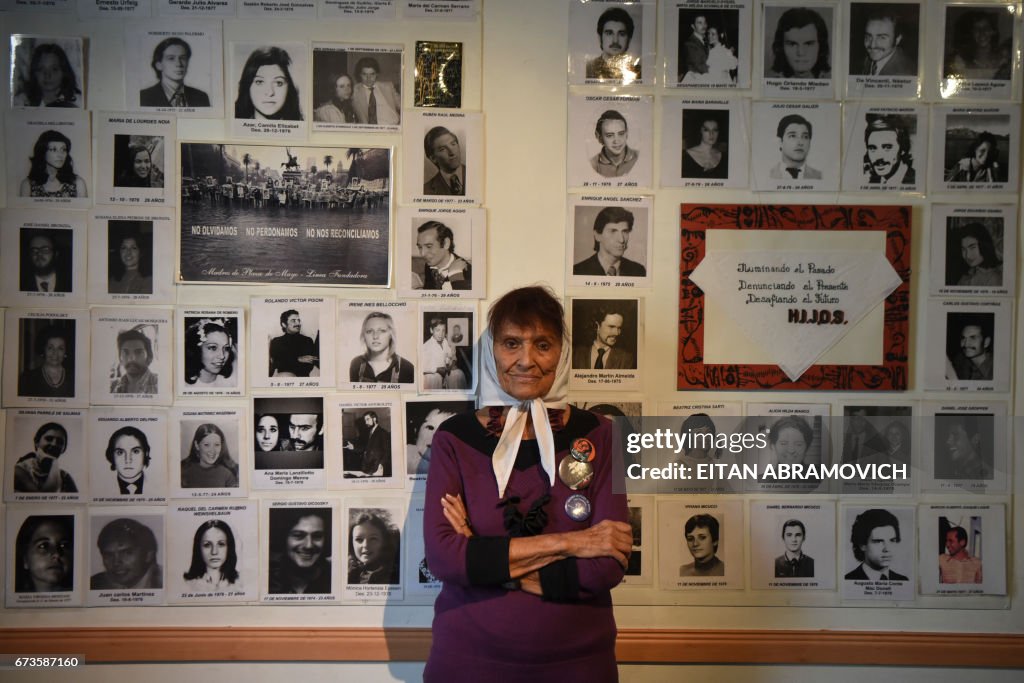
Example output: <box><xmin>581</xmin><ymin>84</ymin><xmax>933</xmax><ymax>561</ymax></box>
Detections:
<box><xmin>24</xmin><ymin>521</ymin><xmax>71</xmax><ymax>591</ymax></box>
<box><xmin>772</xmin><ymin>426</ymin><xmax>809</xmax><ymax>465</ymax></box>
<box><xmin>493</xmin><ymin>322</ymin><xmax>563</xmax><ymax>401</ymax></box>
<box><xmin>200</xmin><ymin>330</ymin><xmax>230</xmax><ymax>377</ymax></box>
<box><xmin>700</xmin><ymin>120</ymin><xmax>720</xmax><ymax>146</ymax></box>
<box><xmin>974</xmin><ymin>141</ymin><xmax>993</xmax><ymax>166</ymax></box>
<box><xmin>43</xmin><ymin>337</ymin><xmax>66</xmax><ymax>368</ymax></box>
<box><xmin>34</xmin><ymin>53</ymin><xmax>63</xmax><ymax>96</ymax></box>
<box><xmin>119</xmin><ymin>238</ymin><xmax>140</xmax><ymax>270</ymax></box>
<box><xmin>972</xmin><ymin>18</ymin><xmax>996</xmax><ymax>49</ymax></box>
<box><xmin>286</xmin><ymin>515</ymin><xmax>324</xmax><ymax>568</ymax></box>
<box><xmin>132</xmin><ymin>150</ymin><xmax>152</xmax><ymax>179</ymax></box>
<box><xmin>44</xmin><ymin>141</ymin><xmax>68</xmax><ymax>170</ymax></box>
<box><xmin>351</xmin><ymin>522</ymin><xmax>384</xmax><ymax>568</ymax></box>
<box><xmin>685</xmin><ymin>525</ymin><xmax>715</xmax><ymax>562</ymax></box>
<box><xmin>200</xmin><ymin>527</ymin><xmax>228</xmax><ymax>571</ymax></box>
<box><xmin>250</xmin><ymin>64</ymin><xmax>288</xmax><ymax>118</ymax></box>
<box><xmin>196</xmin><ymin>433</ymin><xmax>222</xmax><ymax>467</ymax></box>
<box><xmin>707</xmin><ymin>27</ymin><xmax>720</xmax><ymax>47</ymax></box>
<box><xmin>334</xmin><ymin>75</ymin><xmax>353</xmax><ymax>100</ymax></box>
<box><xmin>362</xmin><ymin>318</ymin><xmax>392</xmax><ymax>355</ymax></box>
<box><xmin>256</xmin><ymin>416</ymin><xmax>279</xmax><ymax>451</ymax></box>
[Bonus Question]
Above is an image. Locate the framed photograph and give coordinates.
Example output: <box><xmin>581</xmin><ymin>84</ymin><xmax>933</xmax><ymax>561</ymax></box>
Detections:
<box><xmin>337</xmin><ymin>301</ymin><xmax>417</xmax><ymax>390</ymax></box>
<box><xmin>5</xmin><ymin>506</ymin><xmax>82</xmax><ymax>608</ymax></box>
<box><xmin>312</xmin><ymin>43</ymin><xmax>403</xmax><ymax>132</ymax></box>
<box><xmin>396</xmin><ymin>207</ymin><xmax>486</xmax><ymax>298</ymax></box>
<box><xmin>920</xmin><ymin>401</ymin><xmax>1009</xmax><ymax>494</ymax></box>
<box><xmin>567</xmin><ymin>0</ymin><xmax>654</xmax><ymax>86</ymax></box>
<box><xmin>760</xmin><ymin>3</ymin><xmax>836</xmax><ymax>98</ymax></box>
<box><xmin>750</xmin><ymin>101</ymin><xmax>840</xmax><ymax>192</ymax></box>
<box><xmin>403</xmin><ymin>397</ymin><xmax>475</xmax><ymax>488</ymax></box>
<box><xmin>403</xmin><ymin>498</ymin><xmax>442</xmax><ymax>601</ymax></box>
<box><xmin>87</xmin><ymin>508</ymin><xmax>166</xmax><ymax>606</ymax></box>
<box><xmin>87</xmin><ymin>407</ymin><xmax>169</xmax><ymax>505</ymax></box>
<box><xmin>841</xmin><ymin>105</ymin><xmax>927</xmax><ymax>193</ymax></box>
<box><xmin>923</xmin><ymin>299</ymin><xmax>1012</xmax><ymax>392</ymax></box>
<box><xmin>327</xmin><ymin>397</ymin><xmax>403</xmax><ymax>490</ymax></box>
<box><xmin>179</xmin><ymin>142</ymin><xmax>392</xmax><ymax>286</ymax></box>
<box><xmin>403</xmin><ymin>110</ymin><xmax>483</xmax><ymax>205</ymax></box>
<box><xmin>567</xmin><ymin>94</ymin><xmax>653</xmax><ymax>190</ymax></box>
<box><xmin>5</xmin><ymin>109</ymin><xmax>91</xmax><ymax>209</ymax></box>
<box><xmin>417</xmin><ymin>306</ymin><xmax>477</xmax><ymax>394</ymax></box>
<box><xmin>261</xmin><ymin>500</ymin><xmax>338</xmax><ymax>602</ymax></box>
<box><xmin>88</xmin><ymin>208</ymin><xmax>175</xmax><ymax>304</ymax></box>
<box><xmin>569</xmin><ymin>297</ymin><xmax>641</xmax><ymax>391</ymax></box>
<box><xmin>1</xmin><ymin>209</ymin><xmax>86</xmax><ymax>308</ymax></box>
<box><xmin>649</xmin><ymin>401</ymin><xmax>745</xmax><ymax>494</ymax></box>
<box><xmin>93</xmin><ymin>113</ymin><xmax>176</xmax><ymax>206</ymax></box>
<box><xmin>930</xmin><ymin>204</ymin><xmax>1016</xmax><ymax>298</ymax></box>
<box><xmin>919</xmin><ymin>504</ymin><xmax>1006</xmax><ymax>596</ymax></box>
<box><xmin>166</xmin><ymin>502</ymin><xmax>257</xmax><ymax>604</ymax></box>
<box><xmin>124</xmin><ymin>21</ymin><xmax>223</xmax><ymax>116</ymax></box>
<box><xmin>10</xmin><ymin>34</ymin><xmax>86</xmax><ymax>109</ymax></box>
<box><xmin>661</xmin><ymin>98</ymin><xmax>749</xmax><ymax>189</ymax></box>
<box><xmin>846</xmin><ymin>2</ymin><xmax>921</xmax><ymax>99</ymax></box>
<box><xmin>836</xmin><ymin>403</ymin><xmax>914</xmax><ymax>496</ymax></box>
<box><xmin>749</xmin><ymin>501</ymin><xmax>836</xmax><ymax>590</ymax></box>
<box><xmin>839</xmin><ymin>504</ymin><xmax>915</xmax><ymax>602</ymax></box>
<box><xmin>250</xmin><ymin>396</ymin><xmax>327</xmax><ymax>491</ymax></box>
<box><xmin>3</xmin><ymin>308</ymin><xmax>90</xmax><ymax>408</ymax></box>
<box><xmin>250</xmin><ymin>296</ymin><xmax>335</xmax><ymax>390</ymax></box>
<box><xmin>664</xmin><ymin>0</ymin><xmax>752</xmax><ymax>89</ymax></box>
<box><xmin>931</xmin><ymin>105</ymin><xmax>1020</xmax><ymax>192</ymax></box>
<box><xmin>89</xmin><ymin>307</ymin><xmax>173</xmax><ymax>406</ymax></box>
<box><xmin>566</xmin><ymin>195</ymin><xmax>652</xmax><ymax>289</ymax></box>
<box><xmin>657</xmin><ymin>499</ymin><xmax>743</xmax><ymax>589</ymax></box>
<box><xmin>176</xmin><ymin>308</ymin><xmax>245</xmax><ymax>398</ymax></box>
<box><xmin>413</xmin><ymin>41</ymin><xmax>462</xmax><ymax>108</ymax></box>
<box><xmin>342</xmin><ymin>500</ymin><xmax>404</xmax><ymax>602</ymax></box>
<box><xmin>228</xmin><ymin>41</ymin><xmax>308</xmax><ymax>139</ymax></box>
<box><xmin>742</xmin><ymin>404</ymin><xmax>830</xmax><ymax>495</ymax></box>
<box><xmin>169</xmin><ymin>406</ymin><xmax>247</xmax><ymax>499</ymax></box>
<box><xmin>677</xmin><ymin>204</ymin><xmax>911</xmax><ymax>391</ymax></box>
<box><xmin>4</xmin><ymin>408</ymin><xmax>87</xmax><ymax>503</ymax></box>
<box><xmin>940</xmin><ymin>2</ymin><xmax>1018</xmax><ymax>100</ymax></box>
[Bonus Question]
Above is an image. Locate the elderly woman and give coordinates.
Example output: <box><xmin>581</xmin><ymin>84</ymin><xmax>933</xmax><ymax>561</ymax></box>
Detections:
<box><xmin>184</xmin><ymin>318</ymin><xmax>237</xmax><ymax>387</ymax></box>
<box><xmin>13</xmin><ymin>43</ymin><xmax>82</xmax><ymax>108</ymax></box>
<box><xmin>347</xmin><ymin>511</ymin><xmax>400</xmax><ymax>584</ymax></box>
<box><xmin>234</xmin><ymin>46</ymin><xmax>303</xmax><ymax>121</ymax></box>
<box><xmin>18</xmin><ymin>326</ymin><xmax>74</xmax><ymax>398</ymax></box>
<box><xmin>349</xmin><ymin>311</ymin><xmax>415</xmax><ymax>384</ymax></box>
<box><xmin>181</xmin><ymin>423</ymin><xmax>239</xmax><ymax>489</ymax></box>
<box><xmin>15</xmin><ymin>515</ymin><xmax>74</xmax><ymax>592</ymax></box>
<box><xmin>183</xmin><ymin>520</ymin><xmax>241</xmax><ymax>592</ymax></box>
<box><xmin>18</xmin><ymin>129</ymin><xmax>88</xmax><ymax>198</ymax></box>
<box><xmin>423</xmin><ymin>285</ymin><xmax>631</xmax><ymax>681</ymax></box>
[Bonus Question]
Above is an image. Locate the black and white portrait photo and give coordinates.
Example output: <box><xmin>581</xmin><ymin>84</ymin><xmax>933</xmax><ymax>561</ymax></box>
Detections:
<box><xmin>423</xmin><ymin>125</ymin><xmax>467</xmax><ymax>196</ymax></box>
<box><xmin>922</xmin><ymin>402</ymin><xmax>1007</xmax><ymax>494</ymax></box>
<box><xmin>230</xmin><ymin>42</ymin><xmax>307</xmax><ymax>138</ymax></box>
<box><xmin>743</xmin><ymin>404</ymin><xmax>830</xmax><ymax>494</ymax></box>
<box><xmin>925</xmin><ymin>299</ymin><xmax>1011</xmax><ymax>392</ymax></box>
<box><xmin>681</xmin><ymin>108</ymin><xmax>729</xmax><ymax>180</ymax></box>
<box><xmin>762</xmin><ymin>5</ymin><xmax>834</xmax><ymax>98</ymax></box>
<box><xmin>125</xmin><ymin>23</ymin><xmax>223</xmax><ymax>116</ymax></box>
<box><xmin>90</xmin><ymin>310</ymin><xmax>172</xmax><ymax>405</ymax></box>
<box><xmin>168</xmin><ymin>503</ymin><xmax>257</xmax><ymax>603</ymax></box>
<box><xmin>938</xmin><ymin>111</ymin><xmax>1016</xmax><ymax>190</ymax></box>
<box><xmin>660</xmin><ymin>99</ymin><xmax>748</xmax><ymax>189</ymax></box>
<box><xmin>107</xmin><ymin>220</ymin><xmax>154</xmax><ymax>296</ymax></box>
<box><xmin>178</xmin><ymin>310</ymin><xmax>244</xmax><ymax>397</ymax></box>
<box><xmin>175</xmin><ymin>414</ymin><xmax>242</xmax><ymax>493</ymax></box>
<box><xmin>312</xmin><ymin>43</ymin><xmax>402</xmax><ymax>131</ymax></box>
<box><xmin>567</xmin><ymin>94</ymin><xmax>653</xmax><ymax>189</ymax></box>
<box><xmin>113</xmin><ymin>135</ymin><xmax>165</xmax><ymax>189</ymax></box>
<box><xmin>568</xmin><ymin>0</ymin><xmax>647</xmax><ymax>85</ymax></box>
<box><xmin>10</xmin><ymin>35</ymin><xmax>85</xmax><ymax>109</ymax></box>
<box><xmin>87</xmin><ymin>209</ymin><xmax>174</xmax><ymax>304</ymax></box>
<box><xmin>570</xmin><ymin>298</ymin><xmax>639</xmax><ymax>371</ymax></box>
<box><xmin>931</xmin><ymin>204</ymin><xmax>1015</xmax><ymax>297</ymax></box>
<box><xmin>265</xmin><ymin>505</ymin><xmax>334</xmax><ymax>599</ymax></box>
<box><xmin>1</xmin><ymin>211</ymin><xmax>85</xmax><ymax>308</ymax></box>
<box><xmin>6</xmin><ymin>109</ymin><xmax>91</xmax><ymax>208</ymax></box>
<box><xmin>87</xmin><ymin>512</ymin><xmax>165</xmax><ymax>605</ymax></box>
<box><xmin>846</xmin><ymin>2</ymin><xmax>921</xmax><ymax>98</ymax></box>
<box><xmin>18</xmin><ymin>227</ymin><xmax>73</xmax><ymax>294</ymax></box>
<box><xmin>250</xmin><ymin>297</ymin><xmax>334</xmax><ymax>390</ymax></box>
<box><xmin>5</xmin><ymin>409</ymin><xmax>86</xmax><ymax>502</ymax></box>
<box><xmin>568</xmin><ymin>200</ymin><xmax>650</xmax><ymax>286</ymax></box>
<box><xmin>3</xmin><ymin>310</ymin><xmax>88</xmax><ymax>407</ymax></box>
<box><xmin>342</xmin><ymin>407</ymin><xmax>394</xmax><ymax>479</ymax></box>
<box><xmin>404</xmin><ymin>399</ymin><xmax>474</xmax><ymax>479</ymax></box>
<box><xmin>344</xmin><ymin>504</ymin><xmax>403</xmax><ymax>601</ymax></box>
<box><xmin>179</xmin><ymin>143</ymin><xmax>391</xmax><ymax>286</ymax></box>
<box><xmin>418</xmin><ymin>309</ymin><xmax>475</xmax><ymax>393</ymax></box>
<box><xmin>841</xmin><ymin>107</ymin><xmax>925</xmax><ymax>193</ymax></box>
<box><xmin>88</xmin><ymin>409</ymin><xmax>168</xmax><ymax>505</ymax></box>
<box><xmin>676</xmin><ymin>6</ymin><xmax>740</xmax><ymax>86</ymax></box>
<box><xmin>933</xmin><ymin>413</ymin><xmax>994</xmax><ymax>482</ymax></box>
<box><xmin>942</xmin><ymin>3</ymin><xmax>1015</xmax><ymax>98</ymax></box>
<box><xmin>12</xmin><ymin>514</ymin><xmax>75</xmax><ymax>594</ymax></box>
<box><xmin>93</xmin><ymin>113</ymin><xmax>176</xmax><ymax>205</ymax></box>
<box><xmin>339</xmin><ymin>302</ymin><xmax>416</xmax><ymax>388</ymax></box>
<box><xmin>658</xmin><ymin>500</ymin><xmax>742</xmax><ymax>589</ymax></box>
<box><xmin>944</xmin><ymin>311</ymin><xmax>995</xmax><ymax>383</ymax></box>
<box><xmin>252</xmin><ymin>396</ymin><xmax>325</xmax><ymax>472</ymax></box>
<box><xmin>838</xmin><ymin>404</ymin><xmax>913</xmax><ymax>496</ymax></box>
<box><xmin>749</xmin><ymin>501</ymin><xmax>837</xmax><ymax>590</ymax></box>
<box><xmin>751</xmin><ymin>101</ymin><xmax>840</xmax><ymax>191</ymax></box>
<box><xmin>840</xmin><ymin>505</ymin><xmax>915</xmax><ymax>600</ymax></box>
<box><xmin>396</xmin><ymin>207</ymin><xmax>486</xmax><ymax>298</ymax></box>
<box><xmin>404</xmin><ymin>111</ymin><xmax>483</xmax><ymax>204</ymax></box>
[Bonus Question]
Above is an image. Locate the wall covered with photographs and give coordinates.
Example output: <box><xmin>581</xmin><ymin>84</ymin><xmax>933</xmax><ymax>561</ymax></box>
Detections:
<box><xmin>0</xmin><ymin>0</ymin><xmax>1023</xmax><ymax>640</ymax></box>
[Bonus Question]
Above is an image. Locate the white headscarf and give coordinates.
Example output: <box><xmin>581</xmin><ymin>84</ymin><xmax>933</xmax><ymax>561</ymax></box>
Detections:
<box><xmin>477</xmin><ymin>326</ymin><xmax>571</xmax><ymax>498</ymax></box>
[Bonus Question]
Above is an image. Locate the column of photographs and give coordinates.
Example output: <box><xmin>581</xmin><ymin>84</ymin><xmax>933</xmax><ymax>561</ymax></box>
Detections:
<box><xmin>2</xmin><ymin>10</ymin><xmax>484</xmax><ymax>608</ymax></box>
<box><xmin>565</xmin><ymin>0</ymin><xmax>1016</xmax><ymax>602</ymax></box>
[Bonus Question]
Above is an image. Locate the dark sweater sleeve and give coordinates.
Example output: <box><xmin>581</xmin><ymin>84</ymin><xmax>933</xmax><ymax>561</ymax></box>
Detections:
<box><xmin>466</xmin><ymin>536</ymin><xmax>511</xmax><ymax>586</ymax></box>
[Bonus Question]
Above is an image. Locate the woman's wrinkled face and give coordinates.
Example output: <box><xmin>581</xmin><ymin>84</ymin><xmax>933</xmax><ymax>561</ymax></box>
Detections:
<box><xmin>132</xmin><ymin>150</ymin><xmax>152</xmax><ymax>179</ymax></box>
<box><xmin>34</xmin><ymin>53</ymin><xmax>63</xmax><ymax>96</ymax></box>
<box><xmin>256</xmin><ymin>415</ymin><xmax>279</xmax><ymax>452</ymax></box>
<box><xmin>250</xmin><ymin>64</ymin><xmax>288</xmax><ymax>118</ymax></box>
<box><xmin>493</xmin><ymin>322</ymin><xmax>562</xmax><ymax>401</ymax></box>
<box><xmin>200</xmin><ymin>527</ymin><xmax>228</xmax><ymax>570</ymax></box>
<box><xmin>772</xmin><ymin>426</ymin><xmax>809</xmax><ymax>465</ymax></box>
<box><xmin>196</xmin><ymin>433</ymin><xmax>222</xmax><ymax>467</ymax></box>
<box><xmin>362</xmin><ymin>319</ymin><xmax>392</xmax><ymax>355</ymax></box>
<box><xmin>352</xmin><ymin>522</ymin><xmax>383</xmax><ymax>567</ymax></box>
<box><xmin>44</xmin><ymin>141</ymin><xmax>68</xmax><ymax>170</ymax></box>
<box><xmin>200</xmin><ymin>330</ymin><xmax>230</xmax><ymax>377</ymax></box>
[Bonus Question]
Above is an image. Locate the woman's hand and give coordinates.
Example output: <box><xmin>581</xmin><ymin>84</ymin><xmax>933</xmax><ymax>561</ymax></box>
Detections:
<box><xmin>441</xmin><ymin>493</ymin><xmax>473</xmax><ymax>538</ymax></box>
<box><xmin>562</xmin><ymin>520</ymin><xmax>633</xmax><ymax>569</ymax></box>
